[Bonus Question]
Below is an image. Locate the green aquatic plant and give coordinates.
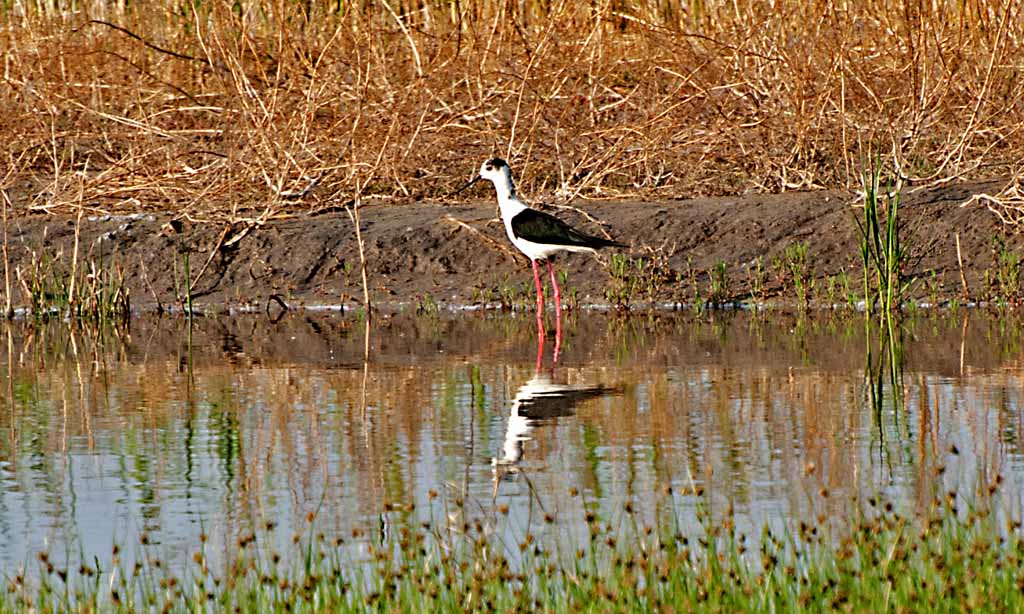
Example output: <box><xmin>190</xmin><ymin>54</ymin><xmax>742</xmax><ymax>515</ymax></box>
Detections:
<box><xmin>925</xmin><ymin>269</ymin><xmax>942</xmax><ymax>308</ymax></box>
<box><xmin>495</xmin><ymin>275</ymin><xmax>530</xmax><ymax>311</ymax></box>
<box><xmin>823</xmin><ymin>273</ymin><xmax>837</xmax><ymax>308</ymax></box>
<box><xmin>988</xmin><ymin>235</ymin><xmax>1022</xmax><ymax>307</ymax></box>
<box><xmin>834</xmin><ymin>269</ymin><xmax>858</xmax><ymax>310</ymax></box>
<box><xmin>706</xmin><ymin>261</ymin><xmax>731</xmax><ymax>307</ymax></box>
<box><xmin>605</xmin><ymin>253</ymin><xmax>637</xmax><ymax>310</ymax></box>
<box><xmin>604</xmin><ymin>252</ymin><xmax>675</xmax><ymax>310</ymax></box>
<box><xmin>182</xmin><ymin>249</ymin><xmax>193</xmax><ymax>317</ymax></box>
<box><xmin>857</xmin><ymin>164</ymin><xmax>910</xmax><ymax>317</ymax></box>
<box><xmin>747</xmin><ymin>255</ymin><xmax>767</xmax><ymax>305</ymax></box>
<box><xmin>685</xmin><ymin>255</ymin><xmax>703</xmax><ymax>310</ymax></box>
<box><xmin>784</xmin><ymin>242</ymin><xmax>811</xmax><ymax>308</ymax></box>
<box><xmin>415</xmin><ymin>293</ymin><xmax>439</xmax><ymax>317</ymax></box>
<box><xmin>604</xmin><ymin>254</ymin><xmax>664</xmax><ymax>310</ymax></box>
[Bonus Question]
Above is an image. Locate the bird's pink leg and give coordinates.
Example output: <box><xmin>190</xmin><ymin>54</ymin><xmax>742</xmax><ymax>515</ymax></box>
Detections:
<box><xmin>535</xmin><ymin>326</ymin><xmax>545</xmax><ymax>373</ymax></box>
<box><xmin>546</xmin><ymin>260</ymin><xmax>563</xmax><ymax>315</ymax></box>
<box><xmin>547</xmin><ymin>260</ymin><xmax>563</xmax><ymax>362</ymax></box>
<box><xmin>531</xmin><ymin>259</ymin><xmax>545</xmax><ymax>338</ymax></box>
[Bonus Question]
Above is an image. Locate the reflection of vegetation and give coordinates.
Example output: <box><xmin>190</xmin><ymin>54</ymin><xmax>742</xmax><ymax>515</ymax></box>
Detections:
<box><xmin>209</xmin><ymin>399</ymin><xmax>241</xmax><ymax>491</ymax></box>
<box><xmin>863</xmin><ymin>313</ymin><xmax>908</xmax><ymax>477</ymax></box>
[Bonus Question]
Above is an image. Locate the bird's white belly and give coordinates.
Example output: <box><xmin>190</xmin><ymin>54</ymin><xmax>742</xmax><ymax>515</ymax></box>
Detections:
<box><xmin>504</xmin><ymin>225</ymin><xmax>594</xmax><ymax>261</ymax></box>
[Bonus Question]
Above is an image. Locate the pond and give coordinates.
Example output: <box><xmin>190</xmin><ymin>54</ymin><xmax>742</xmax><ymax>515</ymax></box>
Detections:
<box><xmin>0</xmin><ymin>310</ymin><xmax>1022</xmax><ymax>575</ymax></box>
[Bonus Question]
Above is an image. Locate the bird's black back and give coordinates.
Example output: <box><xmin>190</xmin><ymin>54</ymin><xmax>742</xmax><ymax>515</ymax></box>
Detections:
<box><xmin>510</xmin><ymin>208</ymin><xmax>623</xmax><ymax>249</ymax></box>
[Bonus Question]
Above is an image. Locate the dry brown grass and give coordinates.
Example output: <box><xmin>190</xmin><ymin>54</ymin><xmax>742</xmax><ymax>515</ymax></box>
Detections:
<box><xmin>1</xmin><ymin>0</ymin><xmax>1023</xmax><ymax>222</ymax></box>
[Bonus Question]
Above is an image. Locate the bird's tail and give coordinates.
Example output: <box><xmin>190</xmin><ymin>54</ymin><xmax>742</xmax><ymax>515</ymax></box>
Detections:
<box><xmin>587</xmin><ymin>235</ymin><xmax>626</xmax><ymax>249</ymax></box>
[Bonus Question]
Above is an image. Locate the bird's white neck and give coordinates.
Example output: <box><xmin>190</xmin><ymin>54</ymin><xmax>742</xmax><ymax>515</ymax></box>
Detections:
<box><xmin>490</xmin><ymin>172</ymin><xmax>525</xmax><ymax>220</ymax></box>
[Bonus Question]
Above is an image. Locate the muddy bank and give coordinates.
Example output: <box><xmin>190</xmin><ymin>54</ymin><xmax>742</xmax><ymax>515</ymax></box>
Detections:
<box><xmin>3</xmin><ymin>179</ymin><xmax>1017</xmax><ymax>311</ymax></box>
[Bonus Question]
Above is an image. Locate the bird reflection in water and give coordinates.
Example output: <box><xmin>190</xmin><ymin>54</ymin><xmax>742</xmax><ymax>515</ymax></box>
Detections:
<box><xmin>493</xmin><ymin>336</ymin><xmax>619</xmax><ymax>480</ymax></box>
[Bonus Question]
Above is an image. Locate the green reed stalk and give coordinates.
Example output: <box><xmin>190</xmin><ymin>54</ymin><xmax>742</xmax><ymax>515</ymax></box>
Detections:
<box><xmin>859</xmin><ymin>163</ymin><xmax>908</xmax><ymax>318</ymax></box>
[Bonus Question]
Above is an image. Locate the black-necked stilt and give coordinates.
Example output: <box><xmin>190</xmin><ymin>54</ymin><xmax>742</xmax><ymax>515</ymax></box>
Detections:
<box><xmin>457</xmin><ymin>158</ymin><xmax>624</xmax><ymax>345</ymax></box>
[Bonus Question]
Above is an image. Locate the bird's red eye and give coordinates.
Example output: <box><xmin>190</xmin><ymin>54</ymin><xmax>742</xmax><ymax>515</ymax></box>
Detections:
<box><xmin>485</xmin><ymin>165</ymin><xmax>493</xmax><ymax>171</ymax></box>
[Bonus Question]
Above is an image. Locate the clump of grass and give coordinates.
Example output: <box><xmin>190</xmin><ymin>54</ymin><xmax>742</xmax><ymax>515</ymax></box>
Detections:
<box><xmin>986</xmin><ymin>235</ymin><xmax>1022</xmax><ymax>307</ymax></box>
<box><xmin>415</xmin><ymin>293</ymin><xmax>440</xmax><ymax>317</ymax></box>
<box><xmin>706</xmin><ymin>260</ymin><xmax>732</xmax><ymax>307</ymax></box>
<box><xmin>746</xmin><ymin>256</ymin><xmax>767</xmax><ymax>306</ymax></box>
<box><xmin>857</xmin><ymin>165</ymin><xmax>911</xmax><ymax>317</ymax></box>
<box><xmin>784</xmin><ymin>242</ymin><xmax>812</xmax><ymax>309</ymax></box>
<box><xmin>557</xmin><ymin>269</ymin><xmax>580</xmax><ymax>311</ymax></box>
<box><xmin>606</xmin><ymin>253</ymin><xmax>641</xmax><ymax>310</ymax></box>
<box><xmin>497</xmin><ymin>275</ymin><xmax>531</xmax><ymax>312</ymax></box>
<box><xmin>605</xmin><ymin>253</ymin><xmax>674</xmax><ymax>310</ymax></box>
<box><xmin>15</xmin><ymin>242</ymin><xmax>130</xmax><ymax>324</ymax></box>
<box><xmin>471</xmin><ymin>274</ymin><xmax>534</xmax><ymax>311</ymax></box>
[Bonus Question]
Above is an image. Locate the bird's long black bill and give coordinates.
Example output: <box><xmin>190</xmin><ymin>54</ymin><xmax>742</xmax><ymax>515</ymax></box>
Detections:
<box><xmin>450</xmin><ymin>175</ymin><xmax>481</xmax><ymax>198</ymax></box>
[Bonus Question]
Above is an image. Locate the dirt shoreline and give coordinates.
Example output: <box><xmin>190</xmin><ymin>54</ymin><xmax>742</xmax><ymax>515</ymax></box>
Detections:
<box><xmin>3</xmin><ymin>179</ymin><xmax>1018</xmax><ymax>313</ymax></box>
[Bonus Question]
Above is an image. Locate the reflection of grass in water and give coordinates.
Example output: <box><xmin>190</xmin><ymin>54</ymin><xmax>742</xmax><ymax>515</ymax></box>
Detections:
<box><xmin>8</xmin><ymin>484</ymin><xmax>1024</xmax><ymax>612</ymax></box>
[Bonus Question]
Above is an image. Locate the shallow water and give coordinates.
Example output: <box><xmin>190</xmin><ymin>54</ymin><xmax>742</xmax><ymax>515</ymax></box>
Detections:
<box><xmin>0</xmin><ymin>311</ymin><xmax>1022</xmax><ymax>572</ymax></box>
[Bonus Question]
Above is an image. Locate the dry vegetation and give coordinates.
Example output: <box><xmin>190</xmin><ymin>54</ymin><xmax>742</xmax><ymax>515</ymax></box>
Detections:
<box><xmin>0</xmin><ymin>0</ymin><xmax>1023</xmax><ymax>223</ymax></box>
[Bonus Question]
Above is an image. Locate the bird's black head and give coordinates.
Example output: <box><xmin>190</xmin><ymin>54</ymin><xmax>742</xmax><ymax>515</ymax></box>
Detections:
<box><xmin>483</xmin><ymin>158</ymin><xmax>508</xmax><ymax>173</ymax></box>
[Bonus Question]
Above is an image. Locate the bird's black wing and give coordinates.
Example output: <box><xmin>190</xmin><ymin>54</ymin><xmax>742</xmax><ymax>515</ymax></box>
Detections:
<box><xmin>510</xmin><ymin>208</ymin><xmax>622</xmax><ymax>248</ymax></box>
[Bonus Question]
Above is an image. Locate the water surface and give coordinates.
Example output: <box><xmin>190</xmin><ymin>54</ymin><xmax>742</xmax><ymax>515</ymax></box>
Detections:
<box><xmin>0</xmin><ymin>311</ymin><xmax>1021</xmax><ymax>572</ymax></box>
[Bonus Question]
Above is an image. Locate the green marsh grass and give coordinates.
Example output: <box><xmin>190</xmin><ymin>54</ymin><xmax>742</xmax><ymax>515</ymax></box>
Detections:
<box><xmin>605</xmin><ymin>253</ymin><xmax>641</xmax><ymax>310</ymax></box>
<box><xmin>706</xmin><ymin>260</ymin><xmax>731</xmax><ymax>307</ymax></box>
<box><xmin>16</xmin><ymin>243</ymin><xmax>130</xmax><ymax>324</ymax></box>
<box><xmin>6</xmin><ymin>483</ymin><xmax>1024</xmax><ymax>613</ymax></box>
<box><xmin>987</xmin><ymin>236</ymin><xmax>1023</xmax><ymax>307</ymax></box>
<box><xmin>784</xmin><ymin>242</ymin><xmax>812</xmax><ymax>309</ymax></box>
<box><xmin>747</xmin><ymin>255</ymin><xmax>767</xmax><ymax>305</ymax></box>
